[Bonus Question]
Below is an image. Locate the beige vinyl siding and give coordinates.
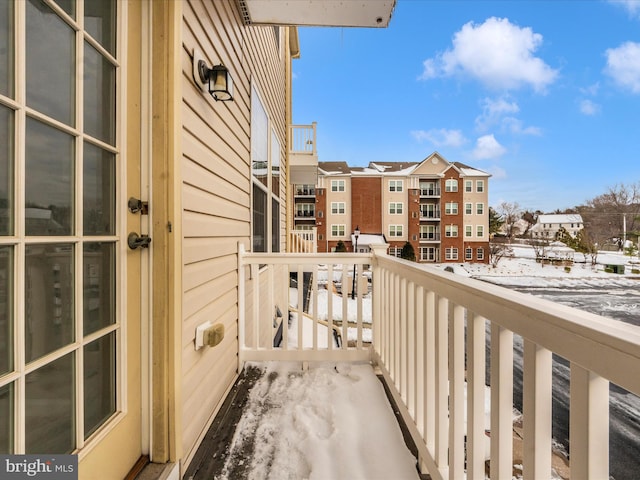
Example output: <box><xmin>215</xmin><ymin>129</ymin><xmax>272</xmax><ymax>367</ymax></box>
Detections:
<box><xmin>181</xmin><ymin>0</ymin><xmax>287</xmax><ymax>469</ymax></box>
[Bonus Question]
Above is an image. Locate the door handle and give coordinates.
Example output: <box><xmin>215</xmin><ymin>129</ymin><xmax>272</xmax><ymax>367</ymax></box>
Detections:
<box><xmin>128</xmin><ymin>232</ymin><xmax>151</xmax><ymax>250</ymax></box>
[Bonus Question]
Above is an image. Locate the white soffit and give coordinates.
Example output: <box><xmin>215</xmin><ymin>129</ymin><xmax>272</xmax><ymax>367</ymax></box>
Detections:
<box><xmin>237</xmin><ymin>0</ymin><xmax>396</xmax><ymax>27</ymax></box>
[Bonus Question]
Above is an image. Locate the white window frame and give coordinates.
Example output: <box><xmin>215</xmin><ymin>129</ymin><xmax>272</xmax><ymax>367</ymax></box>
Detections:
<box><xmin>465</xmin><ymin>247</ymin><xmax>473</xmax><ymax>260</ymax></box>
<box><xmin>465</xmin><ymin>225</ymin><xmax>473</xmax><ymax>237</ymax></box>
<box><xmin>465</xmin><ymin>203</ymin><xmax>472</xmax><ymax>215</ymax></box>
<box><xmin>389</xmin><ymin>180</ymin><xmax>403</xmax><ymax>192</ymax></box>
<box><xmin>465</xmin><ymin>180</ymin><xmax>473</xmax><ymax>192</ymax></box>
<box><xmin>331</xmin><ymin>224</ymin><xmax>345</xmax><ymax>237</ymax></box>
<box><xmin>476</xmin><ymin>180</ymin><xmax>484</xmax><ymax>193</ymax></box>
<box><xmin>476</xmin><ymin>203</ymin><xmax>484</xmax><ymax>215</ymax></box>
<box><xmin>331</xmin><ymin>179</ymin><xmax>345</xmax><ymax>192</ymax></box>
<box><xmin>445</xmin><ymin>179</ymin><xmax>458</xmax><ymax>192</ymax></box>
<box><xmin>445</xmin><ymin>247</ymin><xmax>458</xmax><ymax>260</ymax></box>
<box><xmin>477</xmin><ymin>248</ymin><xmax>485</xmax><ymax>260</ymax></box>
<box><xmin>331</xmin><ymin>202</ymin><xmax>345</xmax><ymax>214</ymax></box>
<box><xmin>389</xmin><ymin>202</ymin><xmax>403</xmax><ymax>215</ymax></box>
<box><xmin>477</xmin><ymin>225</ymin><xmax>484</xmax><ymax>237</ymax></box>
<box><xmin>445</xmin><ymin>225</ymin><xmax>458</xmax><ymax>237</ymax></box>
<box><xmin>445</xmin><ymin>202</ymin><xmax>458</xmax><ymax>215</ymax></box>
<box><xmin>389</xmin><ymin>225</ymin><xmax>403</xmax><ymax>237</ymax></box>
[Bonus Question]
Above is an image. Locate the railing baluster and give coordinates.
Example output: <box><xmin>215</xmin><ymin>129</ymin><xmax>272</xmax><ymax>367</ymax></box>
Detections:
<box><xmin>327</xmin><ymin>264</ymin><xmax>334</xmax><ymax>350</ymax></box>
<box><xmin>400</xmin><ymin>276</ymin><xmax>408</xmax><ymax>403</ymax></box>
<box><xmin>490</xmin><ymin>323</ymin><xmax>513</xmax><ymax>479</ymax></box>
<box><xmin>407</xmin><ymin>281</ymin><xmax>416</xmax><ymax>419</ymax></box>
<box><xmin>425</xmin><ymin>290</ymin><xmax>436</xmax><ymax>453</ymax></box>
<box><xmin>384</xmin><ymin>269</ymin><xmax>390</xmax><ymax>366</ymax></box>
<box><xmin>297</xmin><ymin>265</ymin><xmax>304</xmax><ymax>351</ymax></box>
<box><xmin>467</xmin><ymin>313</ymin><xmax>487</xmax><ymax>480</ymax></box>
<box><xmin>268</xmin><ymin>265</ymin><xmax>274</xmax><ymax>350</ymax></box>
<box><xmin>282</xmin><ymin>264</ymin><xmax>288</xmax><ymax>350</ymax></box>
<box><xmin>394</xmin><ymin>273</ymin><xmax>401</xmax><ymax>391</ymax></box>
<box><xmin>570</xmin><ymin>364</ymin><xmax>609</xmax><ymax>480</ymax></box>
<box><xmin>342</xmin><ymin>264</ymin><xmax>348</xmax><ymax>349</ymax></box>
<box><xmin>523</xmin><ymin>340</ymin><xmax>552</xmax><ymax>480</ymax></box>
<box><xmin>312</xmin><ymin>264</ymin><xmax>318</xmax><ymax>350</ymax></box>
<box><xmin>415</xmin><ymin>285</ymin><xmax>425</xmax><ymax>436</ymax></box>
<box><xmin>251</xmin><ymin>263</ymin><xmax>259</xmax><ymax>350</ymax></box>
<box><xmin>357</xmin><ymin>263</ymin><xmax>363</xmax><ymax>348</ymax></box>
<box><xmin>435</xmin><ymin>295</ymin><xmax>449</xmax><ymax>470</ymax></box>
<box><xmin>449</xmin><ymin>303</ymin><xmax>465</xmax><ymax>479</ymax></box>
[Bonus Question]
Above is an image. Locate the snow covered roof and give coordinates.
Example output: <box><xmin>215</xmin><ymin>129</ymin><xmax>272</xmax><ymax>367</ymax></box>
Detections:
<box><xmin>537</xmin><ymin>214</ymin><xmax>583</xmax><ymax>225</ymax></box>
<box><xmin>351</xmin><ymin>234</ymin><xmax>387</xmax><ymax>246</ymax></box>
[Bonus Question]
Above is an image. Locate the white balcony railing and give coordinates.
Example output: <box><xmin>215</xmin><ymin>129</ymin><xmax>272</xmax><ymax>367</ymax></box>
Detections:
<box><xmin>288</xmin><ymin>228</ymin><xmax>317</xmax><ymax>253</ymax></box>
<box><xmin>237</xmin><ymin>244</ymin><xmax>640</xmax><ymax>480</ymax></box>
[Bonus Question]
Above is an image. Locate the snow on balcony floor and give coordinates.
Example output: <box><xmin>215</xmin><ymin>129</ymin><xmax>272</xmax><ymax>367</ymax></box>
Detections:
<box><xmin>211</xmin><ymin>361</ymin><xmax>421</xmax><ymax>480</ymax></box>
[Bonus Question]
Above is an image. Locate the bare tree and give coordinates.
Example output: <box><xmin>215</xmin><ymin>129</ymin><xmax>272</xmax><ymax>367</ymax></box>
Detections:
<box><xmin>530</xmin><ymin>237</ymin><xmax>550</xmax><ymax>264</ymax></box>
<box><xmin>489</xmin><ymin>243</ymin><xmax>512</xmax><ymax>268</ymax></box>
<box><xmin>498</xmin><ymin>201</ymin><xmax>522</xmax><ymax>241</ymax></box>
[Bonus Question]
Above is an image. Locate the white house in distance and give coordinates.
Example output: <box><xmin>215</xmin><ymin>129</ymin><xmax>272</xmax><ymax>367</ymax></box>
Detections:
<box><xmin>530</xmin><ymin>213</ymin><xmax>584</xmax><ymax>239</ymax></box>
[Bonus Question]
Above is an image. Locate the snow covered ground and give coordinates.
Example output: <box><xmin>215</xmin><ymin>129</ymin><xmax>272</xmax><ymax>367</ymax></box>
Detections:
<box><xmin>217</xmin><ymin>362</ymin><xmax>420</xmax><ymax>480</ymax></box>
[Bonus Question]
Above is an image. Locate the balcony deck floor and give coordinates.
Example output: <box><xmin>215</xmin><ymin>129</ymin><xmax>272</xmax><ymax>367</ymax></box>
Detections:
<box><xmin>184</xmin><ymin>362</ymin><xmax>430</xmax><ymax>480</ymax></box>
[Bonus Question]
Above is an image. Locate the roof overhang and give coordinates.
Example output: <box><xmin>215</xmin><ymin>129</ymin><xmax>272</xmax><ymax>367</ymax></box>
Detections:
<box><xmin>236</xmin><ymin>0</ymin><xmax>396</xmax><ymax>27</ymax></box>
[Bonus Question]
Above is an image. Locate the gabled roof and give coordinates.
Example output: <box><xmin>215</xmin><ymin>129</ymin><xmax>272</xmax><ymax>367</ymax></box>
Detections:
<box><xmin>318</xmin><ymin>161</ymin><xmax>350</xmax><ymax>175</ymax></box>
<box><xmin>452</xmin><ymin>162</ymin><xmax>491</xmax><ymax>177</ymax></box>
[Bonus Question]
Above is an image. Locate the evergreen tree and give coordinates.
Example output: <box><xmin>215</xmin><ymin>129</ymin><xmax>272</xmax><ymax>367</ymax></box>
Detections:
<box><xmin>335</xmin><ymin>240</ymin><xmax>347</xmax><ymax>252</ymax></box>
<box><xmin>489</xmin><ymin>206</ymin><xmax>505</xmax><ymax>236</ymax></box>
<box><xmin>400</xmin><ymin>241</ymin><xmax>416</xmax><ymax>261</ymax></box>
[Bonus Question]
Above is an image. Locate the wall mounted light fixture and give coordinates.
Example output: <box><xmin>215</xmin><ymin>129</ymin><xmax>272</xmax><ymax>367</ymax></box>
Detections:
<box><xmin>192</xmin><ymin>48</ymin><xmax>234</xmax><ymax>102</ymax></box>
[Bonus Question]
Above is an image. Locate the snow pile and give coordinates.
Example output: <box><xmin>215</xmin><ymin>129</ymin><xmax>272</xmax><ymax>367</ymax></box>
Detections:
<box><xmin>218</xmin><ymin>362</ymin><xmax>420</xmax><ymax>480</ymax></box>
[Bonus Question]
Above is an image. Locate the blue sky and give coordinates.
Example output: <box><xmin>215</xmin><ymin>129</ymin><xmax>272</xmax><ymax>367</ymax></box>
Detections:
<box><xmin>291</xmin><ymin>0</ymin><xmax>640</xmax><ymax>213</ymax></box>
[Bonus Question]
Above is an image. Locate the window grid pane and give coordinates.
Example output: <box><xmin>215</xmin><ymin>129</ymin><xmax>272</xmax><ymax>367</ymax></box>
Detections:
<box><xmin>0</xmin><ymin>246</ymin><xmax>12</xmax><ymax>376</ymax></box>
<box><xmin>0</xmin><ymin>382</ymin><xmax>13</xmax><ymax>453</ymax></box>
<box><xmin>0</xmin><ymin>105</ymin><xmax>13</xmax><ymax>235</ymax></box>
<box><xmin>0</xmin><ymin>0</ymin><xmax>13</xmax><ymax>98</ymax></box>
<box><xmin>84</xmin><ymin>333</ymin><xmax>115</xmax><ymax>438</ymax></box>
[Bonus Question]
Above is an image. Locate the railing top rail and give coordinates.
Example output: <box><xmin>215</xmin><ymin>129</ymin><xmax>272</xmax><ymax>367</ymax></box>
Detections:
<box><xmin>374</xmin><ymin>254</ymin><xmax>640</xmax><ymax>395</ymax></box>
<box><xmin>241</xmin><ymin>251</ymin><xmax>373</xmax><ymax>266</ymax></box>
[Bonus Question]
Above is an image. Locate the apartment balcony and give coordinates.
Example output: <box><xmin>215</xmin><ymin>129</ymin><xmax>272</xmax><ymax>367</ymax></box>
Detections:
<box><xmin>294</xmin><ymin>211</ymin><xmax>316</xmax><ymax>221</ymax></box>
<box><xmin>419</xmin><ymin>233</ymin><xmax>441</xmax><ymax>242</ymax></box>
<box><xmin>289</xmin><ymin>123</ymin><xmax>318</xmax><ymax>185</ymax></box>
<box><xmin>420</xmin><ymin>209</ymin><xmax>441</xmax><ymax>221</ymax></box>
<box><xmin>294</xmin><ymin>185</ymin><xmax>316</xmax><ymax>197</ymax></box>
<box><xmin>187</xmin><ymin>245</ymin><xmax>640</xmax><ymax>480</ymax></box>
<box><xmin>288</xmin><ymin>227</ymin><xmax>317</xmax><ymax>253</ymax></box>
<box><xmin>420</xmin><ymin>187</ymin><xmax>441</xmax><ymax>198</ymax></box>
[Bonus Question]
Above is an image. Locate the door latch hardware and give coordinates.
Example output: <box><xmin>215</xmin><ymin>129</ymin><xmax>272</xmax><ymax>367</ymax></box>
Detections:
<box><xmin>128</xmin><ymin>197</ymin><xmax>149</xmax><ymax>215</ymax></box>
<box><xmin>128</xmin><ymin>232</ymin><xmax>151</xmax><ymax>250</ymax></box>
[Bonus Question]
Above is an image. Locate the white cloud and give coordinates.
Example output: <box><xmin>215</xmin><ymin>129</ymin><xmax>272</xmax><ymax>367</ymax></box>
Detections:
<box><xmin>609</xmin><ymin>0</ymin><xmax>640</xmax><ymax>19</ymax></box>
<box><xmin>579</xmin><ymin>82</ymin><xmax>600</xmax><ymax>96</ymax></box>
<box><xmin>411</xmin><ymin>128</ymin><xmax>467</xmax><ymax>147</ymax></box>
<box><xmin>501</xmin><ymin>117</ymin><xmax>542</xmax><ymax>135</ymax></box>
<box><xmin>579</xmin><ymin>99</ymin><xmax>601</xmax><ymax>115</ymax></box>
<box><xmin>475</xmin><ymin>96</ymin><xmax>519</xmax><ymax>130</ymax></box>
<box><xmin>472</xmin><ymin>134</ymin><xmax>507</xmax><ymax>159</ymax></box>
<box><xmin>419</xmin><ymin>17</ymin><xmax>559</xmax><ymax>92</ymax></box>
<box><xmin>604</xmin><ymin>41</ymin><xmax>640</xmax><ymax>93</ymax></box>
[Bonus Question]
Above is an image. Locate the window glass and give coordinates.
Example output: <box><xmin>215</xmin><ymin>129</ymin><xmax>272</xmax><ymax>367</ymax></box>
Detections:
<box><xmin>251</xmin><ymin>86</ymin><xmax>268</xmax><ymax>188</ymax></box>
<box><xmin>85</xmin><ymin>0</ymin><xmax>115</xmax><ymax>55</ymax></box>
<box><xmin>0</xmin><ymin>0</ymin><xmax>13</xmax><ymax>98</ymax></box>
<box><xmin>0</xmin><ymin>246</ymin><xmax>12</xmax><ymax>376</ymax></box>
<box><xmin>84</xmin><ymin>333</ymin><xmax>115</xmax><ymax>438</ymax></box>
<box><xmin>25</xmin><ymin>353</ymin><xmax>75</xmax><ymax>453</ymax></box>
<box><xmin>476</xmin><ymin>180</ymin><xmax>484</xmax><ymax>192</ymax></box>
<box><xmin>476</xmin><ymin>203</ymin><xmax>484</xmax><ymax>215</ymax></box>
<box><xmin>83</xmin><ymin>142</ymin><xmax>115</xmax><ymax>235</ymax></box>
<box><xmin>477</xmin><ymin>225</ymin><xmax>484</xmax><ymax>237</ymax></box>
<box><xmin>26</xmin><ymin>0</ymin><xmax>75</xmax><ymax>126</ymax></box>
<box><xmin>54</xmin><ymin>0</ymin><xmax>75</xmax><ymax>18</ymax></box>
<box><xmin>252</xmin><ymin>184</ymin><xmax>267</xmax><ymax>252</ymax></box>
<box><xmin>83</xmin><ymin>242</ymin><xmax>114</xmax><ymax>336</ymax></box>
<box><xmin>465</xmin><ymin>225</ymin><xmax>472</xmax><ymax>237</ymax></box>
<box><xmin>25</xmin><ymin>118</ymin><xmax>74</xmax><ymax>236</ymax></box>
<box><xmin>465</xmin><ymin>180</ymin><xmax>472</xmax><ymax>192</ymax></box>
<box><xmin>271</xmin><ymin>130</ymin><xmax>280</xmax><ymax>197</ymax></box>
<box><xmin>0</xmin><ymin>382</ymin><xmax>12</xmax><ymax>452</ymax></box>
<box><xmin>84</xmin><ymin>42</ymin><xmax>115</xmax><ymax>145</ymax></box>
<box><xmin>25</xmin><ymin>244</ymin><xmax>74</xmax><ymax>362</ymax></box>
<box><xmin>0</xmin><ymin>105</ymin><xmax>13</xmax><ymax>235</ymax></box>
<box><xmin>272</xmin><ymin>198</ymin><xmax>280</xmax><ymax>253</ymax></box>
<box><xmin>465</xmin><ymin>203</ymin><xmax>472</xmax><ymax>215</ymax></box>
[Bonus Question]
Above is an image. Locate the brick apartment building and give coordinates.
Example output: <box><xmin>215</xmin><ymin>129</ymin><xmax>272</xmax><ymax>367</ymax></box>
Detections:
<box><xmin>292</xmin><ymin>153</ymin><xmax>491</xmax><ymax>263</ymax></box>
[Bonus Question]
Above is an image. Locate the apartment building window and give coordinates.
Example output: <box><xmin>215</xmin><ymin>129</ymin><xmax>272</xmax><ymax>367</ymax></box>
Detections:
<box><xmin>476</xmin><ymin>180</ymin><xmax>484</xmax><ymax>193</ymax></box>
<box><xmin>331</xmin><ymin>202</ymin><xmax>345</xmax><ymax>214</ymax></box>
<box><xmin>465</xmin><ymin>180</ymin><xmax>473</xmax><ymax>192</ymax></box>
<box><xmin>252</xmin><ymin>85</ymin><xmax>280</xmax><ymax>253</ymax></box>
<box><xmin>465</xmin><ymin>225</ymin><xmax>473</xmax><ymax>237</ymax></box>
<box><xmin>389</xmin><ymin>202</ymin><xmax>403</xmax><ymax>214</ymax></box>
<box><xmin>389</xmin><ymin>247</ymin><xmax>402</xmax><ymax>258</ymax></box>
<box><xmin>445</xmin><ymin>225</ymin><xmax>458</xmax><ymax>237</ymax></box>
<box><xmin>296</xmin><ymin>203</ymin><xmax>315</xmax><ymax>217</ymax></box>
<box><xmin>476</xmin><ymin>203</ymin><xmax>484</xmax><ymax>215</ymax></box>
<box><xmin>420</xmin><ymin>225</ymin><xmax>438</xmax><ymax>240</ymax></box>
<box><xmin>389</xmin><ymin>180</ymin><xmax>403</xmax><ymax>192</ymax></box>
<box><xmin>445</xmin><ymin>179</ymin><xmax>458</xmax><ymax>192</ymax></box>
<box><xmin>445</xmin><ymin>202</ymin><xmax>458</xmax><ymax>215</ymax></box>
<box><xmin>331</xmin><ymin>180</ymin><xmax>345</xmax><ymax>192</ymax></box>
<box><xmin>477</xmin><ymin>248</ymin><xmax>485</xmax><ymax>260</ymax></box>
<box><xmin>465</xmin><ymin>203</ymin><xmax>472</xmax><ymax>215</ymax></box>
<box><xmin>331</xmin><ymin>224</ymin><xmax>345</xmax><ymax>237</ymax></box>
<box><xmin>465</xmin><ymin>247</ymin><xmax>473</xmax><ymax>260</ymax></box>
<box><xmin>445</xmin><ymin>247</ymin><xmax>458</xmax><ymax>260</ymax></box>
<box><xmin>477</xmin><ymin>225</ymin><xmax>484</xmax><ymax>237</ymax></box>
<box><xmin>295</xmin><ymin>184</ymin><xmax>315</xmax><ymax>196</ymax></box>
<box><xmin>420</xmin><ymin>247</ymin><xmax>437</xmax><ymax>261</ymax></box>
<box><xmin>389</xmin><ymin>225</ymin><xmax>403</xmax><ymax>237</ymax></box>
